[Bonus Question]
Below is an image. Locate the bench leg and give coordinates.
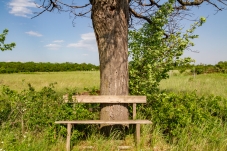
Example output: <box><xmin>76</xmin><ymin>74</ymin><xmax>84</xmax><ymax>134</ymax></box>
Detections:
<box><xmin>66</xmin><ymin>123</ymin><xmax>72</xmax><ymax>151</ymax></box>
<box><xmin>135</xmin><ymin>124</ymin><xmax>140</xmax><ymax>147</ymax></box>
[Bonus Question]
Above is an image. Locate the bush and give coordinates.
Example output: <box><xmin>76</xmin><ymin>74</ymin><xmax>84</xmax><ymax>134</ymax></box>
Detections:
<box><xmin>138</xmin><ymin>92</ymin><xmax>227</xmax><ymax>140</ymax></box>
<box><xmin>129</xmin><ymin>1</ymin><xmax>205</xmax><ymax>95</ymax></box>
<box><xmin>0</xmin><ymin>83</ymin><xmax>97</xmax><ymax>148</ymax></box>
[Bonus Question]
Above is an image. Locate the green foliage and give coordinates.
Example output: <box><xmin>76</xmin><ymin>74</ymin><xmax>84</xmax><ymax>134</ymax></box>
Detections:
<box><xmin>140</xmin><ymin>92</ymin><xmax>227</xmax><ymax>141</ymax></box>
<box><xmin>0</xmin><ymin>29</ymin><xmax>16</xmax><ymax>51</ymax></box>
<box><xmin>129</xmin><ymin>1</ymin><xmax>205</xmax><ymax>95</ymax></box>
<box><xmin>0</xmin><ymin>84</ymin><xmax>97</xmax><ymax>149</ymax></box>
<box><xmin>174</xmin><ymin>61</ymin><xmax>227</xmax><ymax>75</ymax></box>
<box><xmin>194</xmin><ymin>65</ymin><xmax>206</xmax><ymax>74</ymax></box>
<box><xmin>0</xmin><ymin>62</ymin><xmax>99</xmax><ymax>73</ymax></box>
<box><xmin>0</xmin><ymin>77</ymin><xmax>227</xmax><ymax>150</ymax></box>
<box><xmin>216</xmin><ymin>61</ymin><xmax>227</xmax><ymax>73</ymax></box>
<box><xmin>127</xmin><ymin>0</ymin><xmax>227</xmax><ymax>145</ymax></box>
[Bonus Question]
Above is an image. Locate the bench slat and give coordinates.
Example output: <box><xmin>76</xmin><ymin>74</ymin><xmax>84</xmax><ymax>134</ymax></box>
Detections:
<box><xmin>63</xmin><ymin>95</ymin><xmax>146</xmax><ymax>103</ymax></box>
<box><xmin>55</xmin><ymin>120</ymin><xmax>152</xmax><ymax>124</ymax></box>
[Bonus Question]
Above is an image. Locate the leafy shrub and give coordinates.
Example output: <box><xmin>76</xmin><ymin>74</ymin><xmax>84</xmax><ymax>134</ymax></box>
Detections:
<box><xmin>0</xmin><ymin>83</ymin><xmax>97</xmax><ymax>147</ymax></box>
<box><xmin>194</xmin><ymin>65</ymin><xmax>205</xmax><ymax>74</ymax></box>
<box><xmin>129</xmin><ymin>0</ymin><xmax>205</xmax><ymax>95</ymax></box>
<box><xmin>138</xmin><ymin>92</ymin><xmax>227</xmax><ymax>140</ymax></box>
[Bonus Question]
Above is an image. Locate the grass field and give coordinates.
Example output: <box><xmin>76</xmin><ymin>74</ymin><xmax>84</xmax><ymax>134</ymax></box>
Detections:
<box><xmin>159</xmin><ymin>72</ymin><xmax>227</xmax><ymax>98</ymax></box>
<box><xmin>0</xmin><ymin>71</ymin><xmax>100</xmax><ymax>93</ymax></box>
<box><xmin>1</xmin><ymin>71</ymin><xmax>226</xmax><ymax>98</ymax></box>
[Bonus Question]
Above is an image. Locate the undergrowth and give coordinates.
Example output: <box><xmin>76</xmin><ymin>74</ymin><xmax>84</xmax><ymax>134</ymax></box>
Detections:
<box><xmin>1</xmin><ymin>83</ymin><xmax>227</xmax><ymax>150</ymax></box>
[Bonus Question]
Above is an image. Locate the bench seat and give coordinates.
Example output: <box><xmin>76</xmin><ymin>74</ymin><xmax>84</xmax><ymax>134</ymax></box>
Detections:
<box><xmin>55</xmin><ymin>120</ymin><xmax>152</xmax><ymax>124</ymax></box>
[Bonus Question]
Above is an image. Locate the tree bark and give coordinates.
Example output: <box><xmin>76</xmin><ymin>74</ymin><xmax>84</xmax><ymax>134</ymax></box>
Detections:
<box><xmin>91</xmin><ymin>0</ymin><xmax>129</xmax><ymax>127</ymax></box>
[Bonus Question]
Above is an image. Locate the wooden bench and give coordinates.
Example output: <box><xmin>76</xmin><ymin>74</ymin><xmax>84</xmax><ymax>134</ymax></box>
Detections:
<box><xmin>55</xmin><ymin>95</ymin><xmax>152</xmax><ymax>151</ymax></box>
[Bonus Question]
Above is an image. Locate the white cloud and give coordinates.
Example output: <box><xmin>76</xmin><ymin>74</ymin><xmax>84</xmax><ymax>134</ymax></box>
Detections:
<box><xmin>45</xmin><ymin>44</ymin><xmax>61</xmax><ymax>50</ymax></box>
<box><xmin>25</xmin><ymin>31</ymin><xmax>42</xmax><ymax>37</ymax></box>
<box><xmin>8</xmin><ymin>0</ymin><xmax>36</xmax><ymax>17</ymax></box>
<box><xmin>53</xmin><ymin>40</ymin><xmax>64</xmax><ymax>43</ymax></box>
<box><xmin>67</xmin><ymin>32</ymin><xmax>98</xmax><ymax>51</ymax></box>
<box><xmin>81</xmin><ymin>33</ymin><xmax>96</xmax><ymax>40</ymax></box>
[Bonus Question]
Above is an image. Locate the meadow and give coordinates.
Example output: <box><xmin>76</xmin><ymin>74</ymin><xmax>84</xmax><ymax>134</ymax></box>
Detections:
<box><xmin>1</xmin><ymin>71</ymin><xmax>226</xmax><ymax>98</ymax></box>
<box><xmin>1</xmin><ymin>71</ymin><xmax>227</xmax><ymax>151</ymax></box>
<box><xmin>0</xmin><ymin>71</ymin><xmax>100</xmax><ymax>92</ymax></box>
<box><xmin>159</xmin><ymin>71</ymin><xmax>227</xmax><ymax>98</ymax></box>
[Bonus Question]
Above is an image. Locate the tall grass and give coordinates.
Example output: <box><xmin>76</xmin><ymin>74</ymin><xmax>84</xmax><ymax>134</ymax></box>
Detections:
<box><xmin>2</xmin><ymin>71</ymin><xmax>227</xmax><ymax>97</ymax></box>
<box><xmin>159</xmin><ymin>72</ymin><xmax>227</xmax><ymax>98</ymax></box>
<box><xmin>0</xmin><ymin>71</ymin><xmax>100</xmax><ymax>92</ymax></box>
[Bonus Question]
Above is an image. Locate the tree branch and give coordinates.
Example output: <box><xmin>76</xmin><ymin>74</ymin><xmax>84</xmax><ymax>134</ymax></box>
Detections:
<box><xmin>32</xmin><ymin>1</ymin><xmax>91</xmax><ymax>19</ymax></box>
<box><xmin>177</xmin><ymin>0</ymin><xmax>204</xmax><ymax>6</ymax></box>
<box><xmin>31</xmin><ymin>2</ymin><xmax>52</xmax><ymax>19</ymax></box>
<box><xmin>57</xmin><ymin>2</ymin><xmax>91</xmax><ymax>9</ymax></box>
<box><xmin>137</xmin><ymin>0</ymin><xmax>161</xmax><ymax>8</ymax></box>
<box><xmin>177</xmin><ymin>0</ymin><xmax>227</xmax><ymax>11</ymax></box>
<box><xmin>70</xmin><ymin>9</ymin><xmax>91</xmax><ymax>17</ymax></box>
<box><xmin>129</xmin><ymin>7</ymin><xmax>152</xmax><ymax>24</ymax></box>
<box><xmin>205</xmin><ymin>0</ymin><xmax>224</xmax><ymax>10</ymax></box>
<box><xmin>217</xmin><ymin>0</ymin><xmax>227</xmax><ymax>6</ymax></box>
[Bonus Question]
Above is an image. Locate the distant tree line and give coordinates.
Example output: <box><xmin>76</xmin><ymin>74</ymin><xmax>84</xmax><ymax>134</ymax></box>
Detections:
<box><xmin>174</xmin><ymin>61</ymin><xmax>227</xmax><ymax>74</ymax></box>
<box><xmin>1</xmin><ymin>61</ymin><xmax>226</xmax><ymax>74</ymax></box>
<box><xmin>0</xmin><ymin>62</ymin><xmax>99</xmax><ymax>73</ymax></box>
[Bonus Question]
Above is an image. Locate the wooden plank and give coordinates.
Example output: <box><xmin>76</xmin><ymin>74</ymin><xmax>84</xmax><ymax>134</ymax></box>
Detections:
<box><xmin>81</xmin><ymin>146</ymin><xmax>94</xmax><ymax>149</ymax></box>
<box><xmin>117</xmin><ymin>146</ymin><xmax>132</xmax><ymax>150</ymax></box>
<box><xmin>133</xmin><ymin>103</ymin><xmax>136</xmax><ymax>120</ymax></box>
<box><xmin>135</xmin><ymin>124</ymin><xmax>140</xmax><ymax>147</ymax></box>
<box><xmin>55</xmin><ymin>120</ymin><xmax>152</xmax><ymax>124</ymax></box>
<box><xmin>66</xmin><ymin>123</ymin><xmax>71</xmax><ymax>151</ymax></box>
<box><xmin>63</xmin><ymin>95</ymin><xmax>146</xmax><ymax>103</ymax></box>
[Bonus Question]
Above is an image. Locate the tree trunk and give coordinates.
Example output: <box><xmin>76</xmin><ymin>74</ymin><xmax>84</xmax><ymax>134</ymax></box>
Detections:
<box><xmin>91</xmin><ymin>0</ymin><xmax>129</xmax><ymax>128</ymax></box>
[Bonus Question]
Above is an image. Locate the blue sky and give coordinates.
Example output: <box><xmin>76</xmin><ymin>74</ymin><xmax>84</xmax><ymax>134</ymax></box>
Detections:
<box><xmin>0</xmin><ymin>0</ymin><xmax>226</xmax><ymax>65</ymax></box>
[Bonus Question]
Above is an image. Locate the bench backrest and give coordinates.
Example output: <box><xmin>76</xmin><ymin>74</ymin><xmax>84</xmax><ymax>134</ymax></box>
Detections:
<box><xmin>63</xmin><ymin>95</ymin><xmax>146</xmax><ymax>103</ymax></box>
<box><xmin>63</xmin><ymin>95</ymin><xmax>147</xmax><ymax>120</ymax></box>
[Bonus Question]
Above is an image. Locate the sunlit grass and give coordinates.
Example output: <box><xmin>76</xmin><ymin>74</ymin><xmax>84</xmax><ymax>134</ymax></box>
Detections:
<box><xmin>0</xmin><ymin>71</ymin><xmax>100</xmax><ymax>92</ymax></box>
<box><xmin>159</xmin><ymin>73</ymin><xmax>227</xmax><ymax>98</ymax></box>
<box><xmin>1</xmin><ymin>71</ymin><xmax>227</xmax><ymax>98</ymax></box>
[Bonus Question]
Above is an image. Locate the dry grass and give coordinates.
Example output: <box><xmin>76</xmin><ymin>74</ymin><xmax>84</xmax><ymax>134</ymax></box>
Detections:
<box><xmin>1</xmin><ymin>71</ymin><xmax>226</xmax><ymax>98</ymax></box>
<box><xmin>0</xmin><ymin>71</ymin><xmax>100</xmax><ymax>92</ymax></box>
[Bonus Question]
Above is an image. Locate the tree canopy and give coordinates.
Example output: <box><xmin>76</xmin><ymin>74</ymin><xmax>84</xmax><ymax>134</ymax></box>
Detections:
<box><xmin>34</xmin><ymin>0</ymin><xmax>226</xmax><ymax>32</ymax></box>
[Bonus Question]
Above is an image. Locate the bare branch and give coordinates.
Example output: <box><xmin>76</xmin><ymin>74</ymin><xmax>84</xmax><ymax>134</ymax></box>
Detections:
<box><xmin>57</xmin><ymin>1</ymin><xmax>91</xmax><ymax>9</ymax></box>
<box><xmin>205</xmin><ymin>0</ymin><xmax>223</xmax><ymax>10</ymax></box>
<box><xmin>31</xmin><ymin>2</ymin><xmax>52</xmax><ymax>19</ymax></box>
<box><xmin>129</xmin><ymin>7</ymin><xmax>152</xmax><ymax>24</ymax></box>
<box><xmin>218</xmin><ymin>0</ymin><xmax>227</xmax><ymax>6</ymax></box>
<box><xmin>32</xmin><ymin>1</ymin><xmax>91</xmax><ymax>19</ymax></box>
<box><xmin>137</xmin><ymin>0</ymin><xmax>161</xmax><ymax>8</ymax></box>
<box><xmin>177</xmin><ymin>0</ymin><xmax>226</xmax><ymax>11</ymax></box>
<box><xmin>33</xmin><ymin>0</ymin><xmax>227</xmax><ymax>33</ymax></box>
<box><xmin>71</xmin><ymin>9</ymin><xmax>91</xmax><ymax>17</ymax></box>
<box><xmin>177</xmin><ymin>0</ymin><xmax>204</xmax><ymax>6</ymax></box>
